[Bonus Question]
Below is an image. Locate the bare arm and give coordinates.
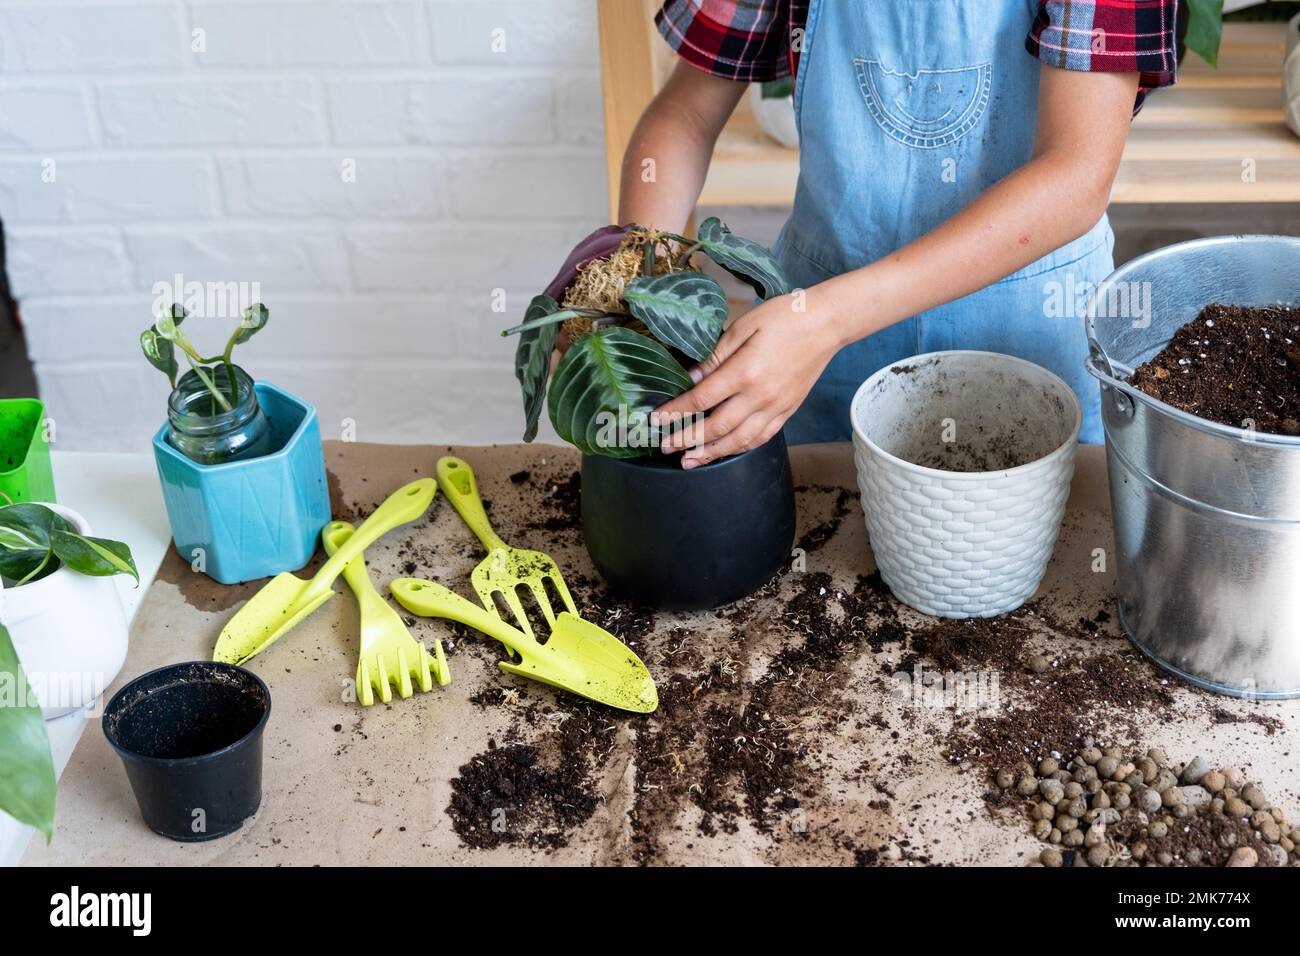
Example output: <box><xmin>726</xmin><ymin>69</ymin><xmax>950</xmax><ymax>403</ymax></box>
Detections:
<box><xmin>811</xmin><ymin>67</ymin><xmax>1138</xmax><ymax>342</ymax></box>
<box><xmin>616</xmin><ymin>60</ymin><xmax>747</xmax><ymax>232</ymax></box>
<box><xmin>656</xmin><ymin>65</ymin><xmax>1141</xmax><ymax>467</ymax></box>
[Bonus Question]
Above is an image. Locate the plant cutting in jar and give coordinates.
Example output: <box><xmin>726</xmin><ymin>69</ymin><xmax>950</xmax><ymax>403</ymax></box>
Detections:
<box><xmin>0</xmin><ymin>498</ymin><xmax>138</xmax><ymax>839</ymax></box>
<box><xmin>141</xmin><ymin>302</ymin><xmax>269</xmax><ymax>415</ymax></box>
<box><xmin>141</xmin><ymin>302</ymin><xmax>276</xmax><ymax>465</ymax></box>
<box><xmin>503</xmin><ymin>219</ymin><xmax>789</xmax><ymax>458</ymax></box>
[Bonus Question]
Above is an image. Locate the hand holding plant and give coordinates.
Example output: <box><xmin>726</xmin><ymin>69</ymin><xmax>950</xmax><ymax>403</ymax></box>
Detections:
<box><xmin>504</xmin><ymin>218</ymin><xmax>789</xmax><ymax>459</ymax></box>
<box><xmin>654</xmin><ymin>287</ymin><xmax>843</xmax><ymax>468</ymax></box>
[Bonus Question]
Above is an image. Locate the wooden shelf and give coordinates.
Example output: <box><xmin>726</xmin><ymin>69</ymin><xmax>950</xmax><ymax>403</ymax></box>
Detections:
<box><xmin>693</xmin><ymin>22</ymin><xmax>1300</xmax><ymax>207</ymax></box>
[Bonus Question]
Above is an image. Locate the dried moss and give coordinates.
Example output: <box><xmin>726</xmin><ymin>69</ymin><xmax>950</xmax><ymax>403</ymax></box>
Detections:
<box><xmin>560</xmin><ymin>229</ymin><xmax>702</xmax><ymax>346</ymax></box>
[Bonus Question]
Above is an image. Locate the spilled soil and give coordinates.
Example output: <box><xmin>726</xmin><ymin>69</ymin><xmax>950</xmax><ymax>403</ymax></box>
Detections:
<box><xmin>427</xmin><ymin>470</ymin><xmax>1244</xmax><ymax>865</ymax></box>
<box><xmin>793</xmin><ymin>484</ymin><xmax>856</xmax><ymax>552</ymax></box>
<box><xmin>137</xmin><ymin>441</ymin><xmax>1294</xmax><ymax>865</ymax></box>
<box><xmin>1131</xmin><ymin>303</ymin><xmax>1300</xmax><ymax>435</ymax></box>
<box><xmin>448</xmin><ymin>719</ymin><xmax>602</xmax><ymax>850</ymax></box>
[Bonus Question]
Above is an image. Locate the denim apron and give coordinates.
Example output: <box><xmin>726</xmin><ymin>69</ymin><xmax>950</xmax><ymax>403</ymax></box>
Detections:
<box><xmin>778</xmin><ymin>0</ymin><xmax>1111</xmax><ymax>444</ymax></box>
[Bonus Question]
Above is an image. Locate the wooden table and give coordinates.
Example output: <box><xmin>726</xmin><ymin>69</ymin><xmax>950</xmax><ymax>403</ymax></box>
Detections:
<box><xmin>23</xmin><ymin>441</ymin><xmax>1299</xmax><ymax>866</ymax></box>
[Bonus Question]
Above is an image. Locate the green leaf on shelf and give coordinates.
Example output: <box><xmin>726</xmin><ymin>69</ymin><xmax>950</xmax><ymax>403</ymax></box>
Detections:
<box><xmin>1185</xmin><ymin>0</ymin><xmax>1224</xmax><ymax>68</ymax></box>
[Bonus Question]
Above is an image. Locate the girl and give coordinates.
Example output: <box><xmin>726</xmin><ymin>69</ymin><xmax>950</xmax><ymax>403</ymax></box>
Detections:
<box><xmin>612</xmin><ymin>0</ymin><xmax>1178</xmax><ymax>467</ymax></box>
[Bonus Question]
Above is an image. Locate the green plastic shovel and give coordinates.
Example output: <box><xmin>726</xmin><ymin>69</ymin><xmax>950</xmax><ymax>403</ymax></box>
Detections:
<box><xmin>436</xmin><ymin>456</ymin><xmax>578</xmax><ymax>644</ymax></box>
<box><xmin>213</xmin><ymin>478</ymin><xmax>437</xmax><ymax>666</ymax></box>
<box><xmin>390</xmin><ymin>577</ymin><xmax>658</xmax><ymax>713</ymax></box>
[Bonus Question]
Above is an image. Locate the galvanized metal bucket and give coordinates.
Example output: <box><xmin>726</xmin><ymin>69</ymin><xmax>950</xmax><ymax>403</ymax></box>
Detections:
<box><xmin>1086</xmin><ymin>235</ymin><xmax>1300</xmax><ymax>699</ymax></box>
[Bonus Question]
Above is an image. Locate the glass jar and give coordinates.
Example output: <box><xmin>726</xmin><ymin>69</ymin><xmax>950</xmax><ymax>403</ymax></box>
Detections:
<box><xmin>167</xmin><ymin>365</ymin><xmax>274</xmax><ymax>465</ymax></box>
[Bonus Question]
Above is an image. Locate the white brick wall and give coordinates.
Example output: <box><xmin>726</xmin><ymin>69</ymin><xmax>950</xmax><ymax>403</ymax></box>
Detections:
<box><xmin>0</xmin><ymin>0</ymin><xmax>609</xmax><ymax>451</ymax></box>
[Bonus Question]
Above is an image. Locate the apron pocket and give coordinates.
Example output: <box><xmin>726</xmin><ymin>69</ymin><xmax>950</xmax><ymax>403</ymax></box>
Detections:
<box><xmin>853</xmin><ymin>58</ymin><xmax>993</xmax><ymax>150</ymax></box>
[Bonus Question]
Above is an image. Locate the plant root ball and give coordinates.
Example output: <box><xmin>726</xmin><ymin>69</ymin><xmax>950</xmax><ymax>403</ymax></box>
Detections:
<box><xmin>562</xmin><ymin>229</ymin><xmax>702</xmax><ymax>317</ymax></box>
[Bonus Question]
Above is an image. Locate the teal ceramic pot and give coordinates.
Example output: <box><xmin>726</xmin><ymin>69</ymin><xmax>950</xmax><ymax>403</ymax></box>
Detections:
<box><xmin>153</xmin><ymin>381</ymin><xmax>331</xmax><ymax>585</ymax></box>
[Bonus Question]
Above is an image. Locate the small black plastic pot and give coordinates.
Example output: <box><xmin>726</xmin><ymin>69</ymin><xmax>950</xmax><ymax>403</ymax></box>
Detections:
<box><xmin>102</xmin><ymin>661</ymin><xmax>270</xmax><ymax>842</ymax></box>
<box><xmin>581</xmin><ymin>431</ymin><xmax>796</xmax><ymax>610</ymax></box>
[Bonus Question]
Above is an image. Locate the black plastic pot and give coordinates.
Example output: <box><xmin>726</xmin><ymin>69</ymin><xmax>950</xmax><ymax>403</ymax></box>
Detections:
<box><xmin>581</xmin><ymin>431</ymin><xmax>796</xmax><ymax>610</ymax></box>
<box><xmin>102</xmin><ymin>661</ymin><xmax>270</xmax><ymax>842</ymax></box>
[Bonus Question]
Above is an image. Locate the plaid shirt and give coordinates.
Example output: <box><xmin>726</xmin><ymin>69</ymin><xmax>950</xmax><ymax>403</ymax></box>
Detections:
<box><xmin>657</xmin><ymin>0</ymin><xmax>1178</xmax><ymax>108</ymax></box>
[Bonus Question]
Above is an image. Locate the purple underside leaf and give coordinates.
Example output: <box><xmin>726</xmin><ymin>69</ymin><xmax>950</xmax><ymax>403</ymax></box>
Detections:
<box><xmin>544</xmin><ymin>225</ymin><xmax>629</xmax><ymax>301</ymax></box>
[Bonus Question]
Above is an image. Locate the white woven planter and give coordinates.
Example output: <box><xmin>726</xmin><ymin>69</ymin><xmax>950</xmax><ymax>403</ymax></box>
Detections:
<box><xmin>850</xmin><ymin>351</ymin><xmax>1080</xmax><ymax>619</ymax></box>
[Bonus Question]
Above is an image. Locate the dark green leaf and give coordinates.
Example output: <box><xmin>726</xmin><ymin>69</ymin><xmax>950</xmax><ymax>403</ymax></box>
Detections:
<box><xmin>232</xmin><ymin>303</ymin><xmax>270</xmax><ymax>346</ymax></box>
<box><xmin>1185</xmin><ymin>0</ymin><xmax>1223</xmax><ymax>68</ymax></box>
<box><xmin>671</xmin><ymin>217</ymin><xmax>790</xmax><ymax>299</ymax></box>
<box><xmin>0</xmin><ymin>550</ymin><xmax>54</xmax><ymax>584</ymax></box>
<box><xmin>0</xmin><ymin>623</ymin><xmax>56</xmax><ymax>840</ymax></box>
<box><xmin>50</xmin><ymin>531</ymin><xmax>139</xmax><ymax>584</ymax></box>
<box><xmin>624</xmin><ymin>272</ymin><xmax>728</xmax><ymax>363</ymax></box>
<box><xmin>0</xmin><ymin>524</ymin><xmax>43</xmax><ymax>552</ymax></box>
<box><xmin>0</xmin><ymin>504</ymin><xmax>67</xmax><ymax>552</ymax></box>
<box><xmin>514</xmin><ymin>295</ymin><xmax>563</xmax><ymax>443</ymax></box>
<box><xmin>0</xmin><ymin>504</ymin><xmax>134</xmax><ymax>587</ymax></box>
<box><xmin>547</xmin><ymin>327</ymin><xmax>692</xmax><ymax>458</ymax></box>
<box><xmin>0</xmin><ymin>504</ymin><xmax>66</xmax><ymax>583</ymax></box>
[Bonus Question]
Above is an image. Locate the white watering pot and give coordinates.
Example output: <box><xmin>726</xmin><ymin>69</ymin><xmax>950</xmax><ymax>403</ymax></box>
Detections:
<box><xmin>748</xmin><ymin>84</ymin><xmax>799</xmax><ymax>149</ymax></box>
<box><xmin>1</xmin><ymin>505</ymin><xmax>129</xmax><ymax>718</ymax></box>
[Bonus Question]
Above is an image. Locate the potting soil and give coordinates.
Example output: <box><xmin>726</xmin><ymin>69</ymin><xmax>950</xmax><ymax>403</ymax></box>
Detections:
<box><xmin>1131</xmin><ymin>303</ymin><xmax>1300</xmax><ymax>435</ymax></box>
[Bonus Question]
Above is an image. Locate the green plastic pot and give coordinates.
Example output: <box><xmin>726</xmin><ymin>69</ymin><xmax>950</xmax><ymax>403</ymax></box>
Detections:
<box><xmin>0</xmin><ymin>398</ymin><xmax>56</xmax><ymax>504</ymax></box>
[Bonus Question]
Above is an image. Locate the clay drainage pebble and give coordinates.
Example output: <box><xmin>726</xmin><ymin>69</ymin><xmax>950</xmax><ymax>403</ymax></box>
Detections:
<box><xmin>998</xmin><ymin>745</ymin><xmax>1299</xmax><ymax>867</ymax></box>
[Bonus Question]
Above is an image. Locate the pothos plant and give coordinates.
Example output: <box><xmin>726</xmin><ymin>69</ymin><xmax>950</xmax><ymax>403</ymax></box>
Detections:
<box><xmin>503</xmin><ymin>219</ymin><xmax>789</xmax><ymax>458</ymax></box>
<box><xmin>140</xmin><ymin>302</ymin><xmax>270</xmax><ymax>414</ymax></box>
<box><xmin>0</xmin><ymin>499</ymin><xmax>139</xmax><ymax>840</ymax></box>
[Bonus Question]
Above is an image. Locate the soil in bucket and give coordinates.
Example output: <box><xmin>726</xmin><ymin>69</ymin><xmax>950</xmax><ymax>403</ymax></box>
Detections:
<box><xmin>1130</xmin><ymin>303</ymin><xmax>1300</xmax><ymax>435</ymax></box>
<box><xmin>103</xmin><ymin>662</ymin><xmax>270</xmax><ymax>841</ymax></box>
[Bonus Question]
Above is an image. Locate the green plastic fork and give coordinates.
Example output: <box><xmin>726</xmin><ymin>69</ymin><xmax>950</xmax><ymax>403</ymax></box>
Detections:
<box><xmin>322</xmin><ymin>520</ymin><xmax>449</xmax><ymax>706</ymax></box>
